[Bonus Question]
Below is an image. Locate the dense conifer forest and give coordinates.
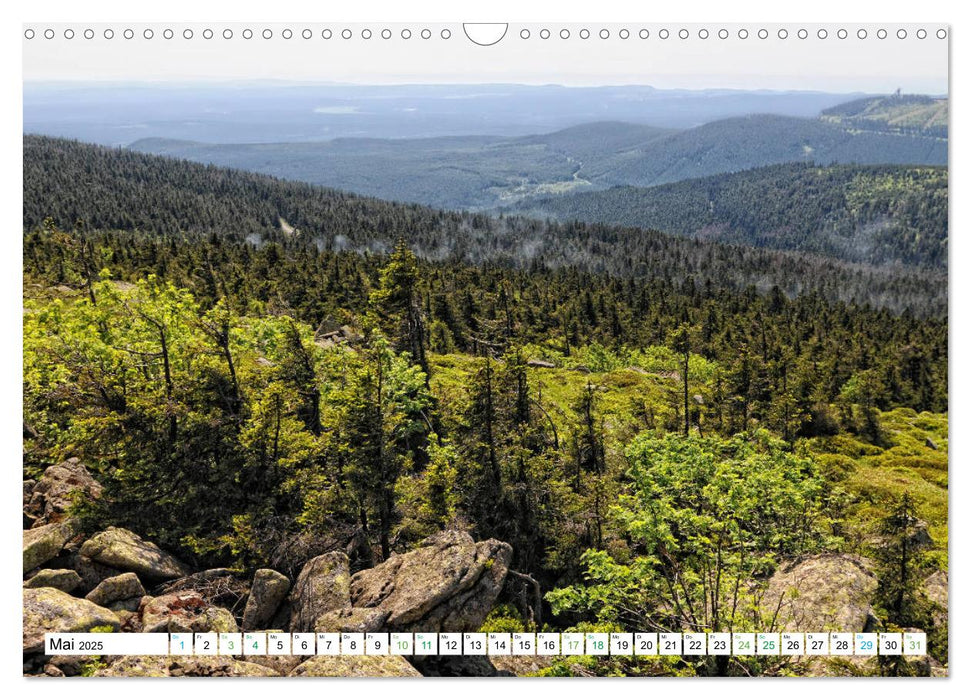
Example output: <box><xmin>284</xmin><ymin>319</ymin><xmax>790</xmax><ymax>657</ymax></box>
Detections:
<box><xmin>510</xmin><ymin>162</ymin><xmax>948</xmax><ymax>269</ymax></box>
<box><xmin>23</xmin><ymin>136</ymin><xmax>946</xmax><ymax>316</ymax></box>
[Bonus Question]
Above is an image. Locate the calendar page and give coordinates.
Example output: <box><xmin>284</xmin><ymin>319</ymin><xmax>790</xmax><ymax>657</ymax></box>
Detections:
<box><xmin>20</xmin><ymin>8</ymin><xmax>950</xmax><ymax>681</ymax></box>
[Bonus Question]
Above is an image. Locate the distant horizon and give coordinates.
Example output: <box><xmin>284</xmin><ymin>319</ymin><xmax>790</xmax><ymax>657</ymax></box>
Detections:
<box><xmin>21</xmin><ymin>80</ymin><xmax>948</xmax><ymax>97</ymax></box>
<box><xmin>23</xmin><ymin>82</ymin><xmax>948</xmax><ymax>149</ymax></box>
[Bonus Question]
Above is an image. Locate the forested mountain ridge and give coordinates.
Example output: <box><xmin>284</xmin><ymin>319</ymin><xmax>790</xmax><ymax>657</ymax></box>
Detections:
<box><xmin>821</xmin><ymin>94</ymin><xmax>948</xmax><ymax>138</ymax></box>
<box><xmin>507</xmin><ymin>121</ymin><xmax>677</xmax><ymax>163</ymax></box>
<box><xmin>594</xmin><ymin>113</ymin><xmax>946</xmax><ymax>188</ymax></box>
<box><xmin>126</xmin><ymin>101</ymin><xmax>948</xmax><ymax>211</ymax></box>
<box><xmin>24</xmin><ymin>135</ymin><xmax>946</xmax><ymax>316</ymax></box>
<box><xmin>507</xmin><ymin>162</ymin><xmax>948</xmax><ymax>269</ymax></box>
<box><xmin>127</xmin><ymin>132</ymin><xmax>585</xmax><ymax>210</ymax></box>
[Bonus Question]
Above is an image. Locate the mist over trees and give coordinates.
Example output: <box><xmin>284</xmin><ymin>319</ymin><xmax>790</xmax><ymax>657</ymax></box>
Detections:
<box><xmin>24</xmin><ymin>136</ymin><xmax>946</xmax><ymax>316</ymax></box>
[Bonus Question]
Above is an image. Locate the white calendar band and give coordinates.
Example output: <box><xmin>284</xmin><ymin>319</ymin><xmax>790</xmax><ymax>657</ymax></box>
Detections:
<box><xmin>45</xmin><ymin>631</ymin><xmax>927</xmax><ymax>657</ymax></box>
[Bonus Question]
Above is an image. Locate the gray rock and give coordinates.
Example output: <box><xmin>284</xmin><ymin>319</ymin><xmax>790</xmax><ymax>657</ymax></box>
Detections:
<box><xmin>243</xmin><ymin>655</ymin><xmax>304</xmax><ymax>676</ymax></box>
<box><xmin>46</xmin><ymin>549</ymin><xmax>123</xmax><ymax>595</ymax></box>
<box><xmin>910</xmin><ymin>651</ymin><xmax>948</xmax><ymax>677</ymax></box>
<box><xmin>762</xmin><ymin>554</ymin><xmax>878</xmax><ymax>632</ymax></box>
<box><xmin>86</xmin><ymin>572</ymin><xmax>146</xmax><ymax>606</ymax></box>
<box><xmin>350</xmin><ymin>530</ymin><xmax>512</xmax><ymax>633</ymax></box>
<box><xmin>490</xmin><ymin>655</ymin><xmax>555</xmax><ymax>677</ymax></box>
<box><xmin>23</xmin><ymin>521</ymin><xmax>75</xmax><ymax>573</ymax></box>
<box><xmin>23</xmin><ymin>568</ymin><xmax>82</xmax><ymax>592</ymax></box>
<box><xmin>289</xmin><ymin>655</ymin><xmax>421</xmax><ymax>677</ymax></box>
<box><xmin>908</xmin><ymin>520</ymin><xmax>934</xmax><ymax>548</ymax></box>
<box><xmin>242</xmin><ymin>569</ymin><xmax>290</xmax><ymax>630</ymax></box>
<box><xmin>24</xmin><ymin>458</ymin><xmax>102</xmax><ymax>527</ymax></box>
<box><xmin>79</xmin><ymin>527</ymin><xmax>190</xmax><ymax>580</ymax></box>
<box><xmin>48</xmin><ymin>656</ymin><xmax>86</xmax><ymax>677</ymax></box>
<box><xmin>140</xmin><ymin>591</ymin><xmax>238</xmax><ymax>634</ymax></box>
<box><xmin>289</xmin><ymin>552</ymin><xmax>351</xmax><ymax>632</ymax></box>
<box><xmin>23</xmin><ymin>479</ymin><xmax>37</xmax><ymax>506</ymax></box>
<box><xmin>924</xmin><ymin>570</ymin><xmax>948</xmax><ymax>628</ymax></box>
<box><xmin>94</xmin><ymin>656</ymin><xmax>277</xmax><ymax>677</ymax></box>
<box><xmin>526</xmin><ymin>358</ymin><xmax>555</xmax><ymax>369</ymax></box>
<box><xmin>314</xmin><ymin>606</ymin><xmax>389</xmax><ymax>633</ymax></box>
<box><xmin>109</xmin><ymin>597</ymin><xmax>144</xmax><ymax>613</ymax></box>
<box><xmin>411</xmin><ymin>655</ymin><xmax>508</xmax><ymax>677</ymax></box>
<box><xmin>268</xmin><ymin>598</ymin><xmax>292</xmax><ymax>631</ymax></box>
<box><xmin>23</xmin><ymin>587</ymin><xmax>120</xmax><ymax>654</ymax></box>
<box><xmin>23</xmin><ymin>480</ymin><xmax>37</xmax><ymax>527</ymax></box>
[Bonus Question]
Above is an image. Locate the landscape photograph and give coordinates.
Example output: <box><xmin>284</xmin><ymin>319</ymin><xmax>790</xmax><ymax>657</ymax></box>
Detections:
<box><xmin>21</xmin><ymin>24</ymin><xmax>948</xmax><ymax>678</ymax></box>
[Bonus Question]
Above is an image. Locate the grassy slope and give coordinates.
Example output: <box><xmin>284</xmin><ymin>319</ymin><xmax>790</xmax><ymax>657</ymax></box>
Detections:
<box><xmin>811</xmin><ymin>410</ymin><xmax>949</xmax><ymax>562</ymax></box>
<box><xmin>430</xmin><ymin>352</ymin><xmax>949</xmax><ymax>564</ymax></box>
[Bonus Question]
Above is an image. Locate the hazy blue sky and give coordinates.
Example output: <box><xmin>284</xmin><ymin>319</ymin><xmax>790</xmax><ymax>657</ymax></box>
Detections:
<box><xmin>23</xmin><ymin>23</ymin><xmax>948</xmax><ymax>93</ymax></box>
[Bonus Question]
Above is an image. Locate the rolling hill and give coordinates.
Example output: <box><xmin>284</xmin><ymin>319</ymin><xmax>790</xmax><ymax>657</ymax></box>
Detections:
<box><xmin>590</xmin><ymin>114</ymin><xmax>946</xmax><ymax>188</ymax></box>
<box><xmin>127</xmin><ymin>99</ymin><xmax>948</xmax><ymax>211</ymax></box>
<box><xmin>127</xmin><ymin>121</ymin><xmax>675</xmax><ymax>211</ymax></box>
